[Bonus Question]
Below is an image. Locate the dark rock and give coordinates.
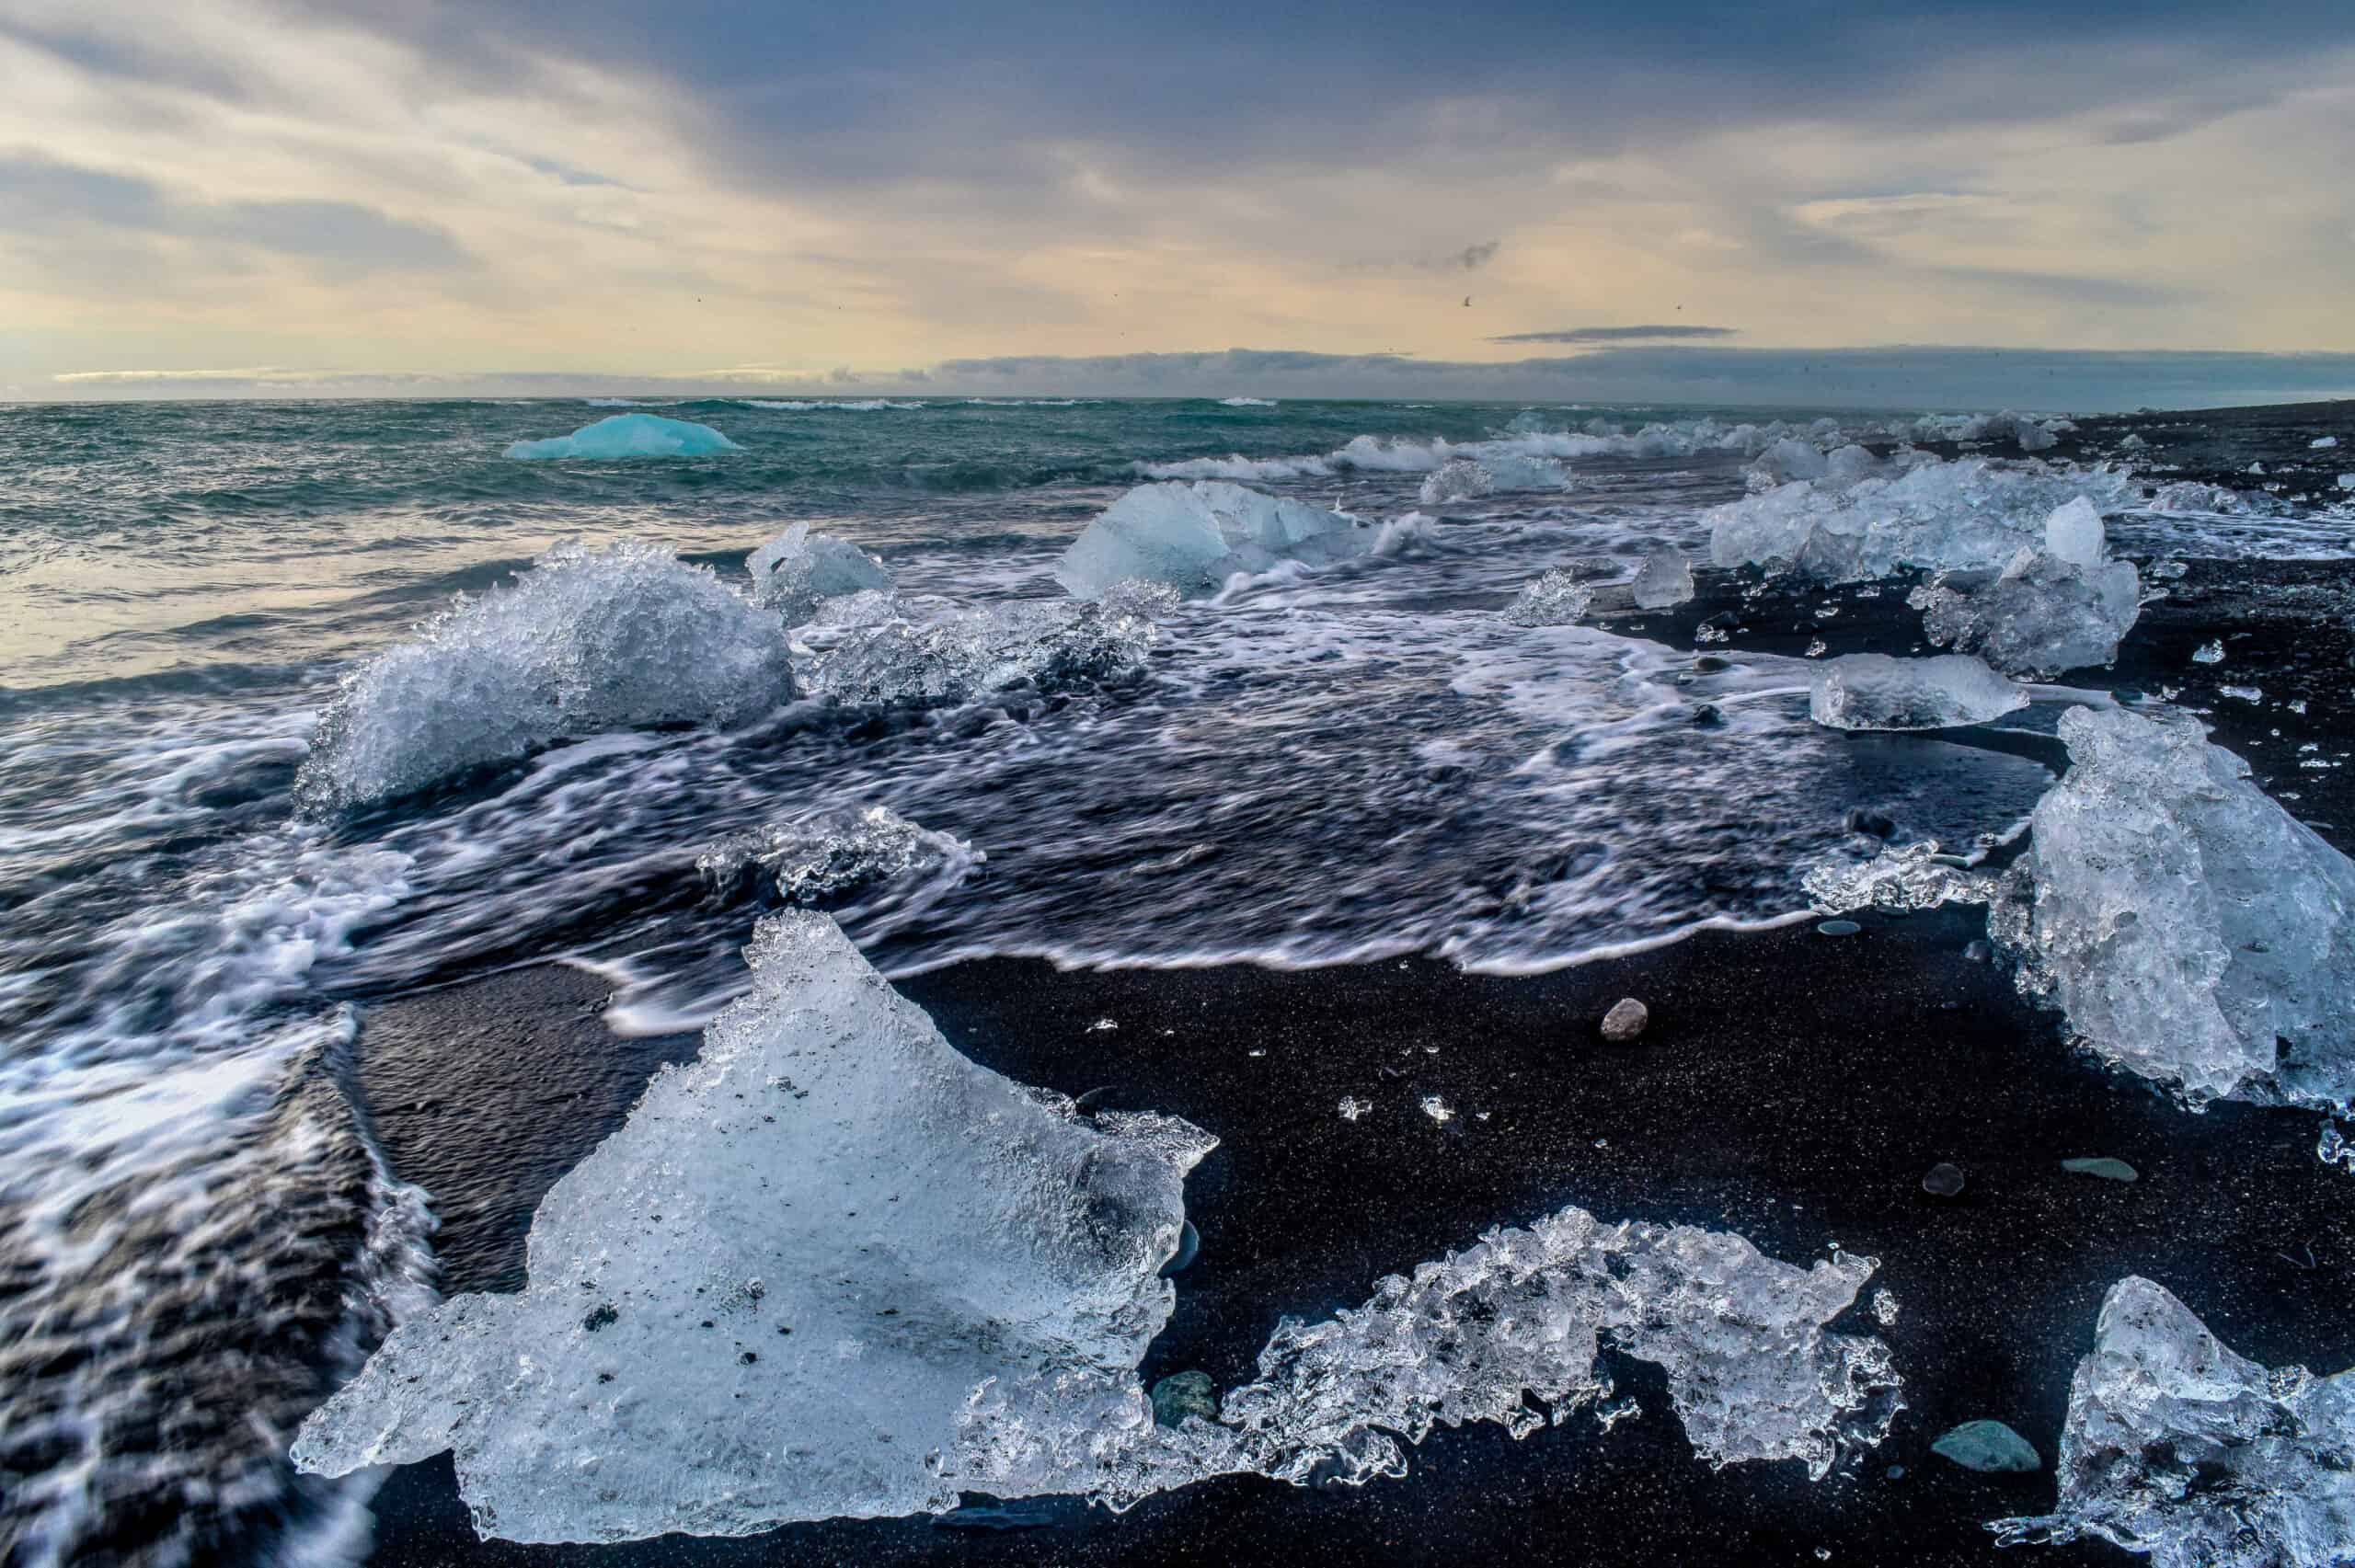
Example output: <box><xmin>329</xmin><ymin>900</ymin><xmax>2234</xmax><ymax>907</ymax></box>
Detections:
<box><xmin>1600</xmin><ymin>998</ymin><xmax>1649</xmax><ymax>1043</ymax></box>
<box><xmin>1842</xmin><ymin>808</ymin><xmax>1897</xmax><ymax>840</ymax></box>
<box><xmin>1922</xmin><ymin>1162</ymin><xmax>1966</xmax><ymax>1197</ymax></box>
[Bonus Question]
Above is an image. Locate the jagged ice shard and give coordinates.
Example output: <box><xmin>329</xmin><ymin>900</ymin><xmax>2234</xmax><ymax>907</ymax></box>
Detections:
<box><xmin>1055</xmin><ymin>480</ymin><xmax>1374</xmax><ymax>598</ymax></box>
<box><xmin>1993</xmin><ymin>1277</ymin><xmax>2355</xmax><ymax>1568</ymax></box>
<box><xmin>291</xmin><ymin>911</ymin><xmax>1217</xmax><ymax>1541</ymax></box>
<box><xmin>505</xmin><ymin>412</ymin><xmax>743</xmax><ymax>460</ymax></box>
<box><xmin>1808</xmin><ymin>653</ymin><xmax>2027</xmax><ymax>731</ymax></box>
<box><xmin>1992</xmin><ymin>705</ymin><xmax>2355</xmax><ymax>1108</ymax></box>
<box><xmin>294</xmin><ymin>915</ymin><xmax>1901</xmax><ymax>1544</ymax></box>
<box><xmin>293</xmin><ymin>540</ymin><xmax>794</xmax><ymax>810</ymax></box>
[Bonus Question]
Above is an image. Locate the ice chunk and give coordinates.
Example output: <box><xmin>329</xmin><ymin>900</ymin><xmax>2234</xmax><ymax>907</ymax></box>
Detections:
<box><xmin>1805</xmin><ymin>841</ymin><xmax>1996</xmax><ymax>915</ymax></box>
<box><xmin>1709</xmin><ymin>455</ymin><xmax>2140</xmax><ymax>582</ymax></box>
<box><xmin>291</xmin><ymin>911</ymin><xmax>1216</xmax><ymax>1541</ymax></box>
<box><xmin>1055</xmin><ymin>481</ymin><xmax>1373</xmax><ymax>599</ymax></box>
<box><xmin>809</xmin><ymin>597</ymin><xmax>1158</xmax><ymax>707</ymax></box>
<box><xmin>696</xmin><ymin>805</ymin><xmax>979</xmax><ymax>905</ymax></box>
<box><xmin>1502</xmin><ymin>568</ymin><xmax>1593</xmax><ymax>626</ymax></box>
<box><xmin>746</xmin><ymin>524</ymin><xmax>893</xmax><ymax>624</ymax></box>
<box><xmin>949</xmin><ymin>1206</ymin><xmax>1901</xmax><ymax>1511</ymax></box>
<box><xmin>1992</xmin><ymin>1276</ymin><xmax>2355</xmax><ymax>1567</ymax></box>
<box><xmin>1991</xmin><ymin>705</ymin><xmax>2355</xmax><ymax>1107</ymax></box>
<box><xmin>2192</xmin><ymin>639</ymin><xmax>2226</xmax><ymax>664</ymax></box>
<box><xmin>505</xmin><ymin>412</ymin><xmax>741</xmax><ymax>460</ymax></box>
<box><xmin>1751</xmin><ymin>437</ymin><xmax>1829</xmax><ymax>485</ymax></box>
<box><xmin>1933</xmin><ymin>1420</ymin><xmax>2040</xmax><ymax>1472</ymax></box>
<box><xmin>1631</xmin><ymin>550</ymin><xmax>1697</xmax><ymax>610</ymax></box>
<box><xmin>1809</xmin><ymin>653</ymin><xmax>2027</xmax><ymax>731</ymax></box>
<box><xmin>2313</xmin><ymin>435</ymin><xmax>2339</xmax><ymax>449</ymax></box>
<box><xmin>2042</xmin><ymin>497</ymin><xmax>2107</xmax><ymax>570</ymax></box>
<box><xmin>294</xmin><ymin>541</ymin><xmax>793</xmax><ymax>811</ymax></box>
<box><xmin>1219</xmin><ymin>395</ymin><xmax>1275</xmax><ymax>407</ymax></box>
<box><xmin>1418</xmin><ymin>458</ymin><xmax>1493</xmax><ymax>506</ymax></box>
<box><xmin>1916</xmin><ymin>555</ymin><xmax>2142</xmax><ymax>678</ymax></box>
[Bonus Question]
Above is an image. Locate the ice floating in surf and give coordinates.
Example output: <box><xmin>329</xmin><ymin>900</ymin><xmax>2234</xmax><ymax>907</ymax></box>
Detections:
<box><xmin>807</xmin><ymin>593</ymin><xmax>1162</xmax><ymax>706</ymax></box>
<box><xmin>1630</xmin><ymin>550</ymin><xmax>1696</xmax><ymax>610</ymax></box>
<box><xmin>1993</xmin><ymin>1276</ymin><xmax>2355</xmax><ymax>1568</ymax></box>
<box><xmin>696</xmin><ymin>805</ymin><xmax>978</xmax><ymax>905</ymax></box>
<box><xmin>745</xmin><ymin>523</ymin><xmax>893</xmax><ymax>624</ymax></box>
<box><xmin>1056</xmin><ymin>480</ymin><xmax>1375</xmax><ymax>599</ymax></box>
<box><xmin>293</xmin><ymin>540</ymin><xmax>792</xmax><ymax>810</ymax></box>
<box><xmin>1416</xmin><ymin>453</ymin><xmax>1570</xmax><ymax>506</ymax></box>
<box><xmin>1501</xmin><ymin>567</ymin><xmax>1593</xmax><ymax>626</ymax></box>
<box><xmin>1992</xmin><ymin>705</ymin><xmax>2355</xmax><ymax>1108</ymax></box>
<box><xmin>505</xmin><ymin>412</ymin><xmax>741</xmax><ymax>460</ymax></box>
<box><xmin>294</xmin><ymin>911</ymin><xmax>1900</xmax><ymax>1541</ymax></box>
<box><xmin>1808</xmin><ymin>653</ymin><xmax>2027</xmax><ymax>732</ymax></box>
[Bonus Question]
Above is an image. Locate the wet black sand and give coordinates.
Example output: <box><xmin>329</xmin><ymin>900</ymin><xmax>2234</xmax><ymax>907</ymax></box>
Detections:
<box><xmin>349</xmin><ymin>436</ymin><xmax>2355</xmax><ymax>1567</ymax></box>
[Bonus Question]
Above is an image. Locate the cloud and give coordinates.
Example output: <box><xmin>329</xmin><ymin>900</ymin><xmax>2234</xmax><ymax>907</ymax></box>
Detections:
<box><xmin>1488</xmin><ymin>326</ymin><xmax>1740</xmax><ymax>343</ymax></box>
<box><xmin>0</xmin><ymin>152</ymin><xmax>469</xmax><ymax>277</ymax></box>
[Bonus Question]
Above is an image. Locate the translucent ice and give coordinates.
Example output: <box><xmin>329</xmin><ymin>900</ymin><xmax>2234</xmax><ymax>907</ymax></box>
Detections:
<box><xmin>1808</xmin><ymin>653</ymin><xmax>2027</xmax><ymax>731</ymax></box>
<box><xmin>696</xmin><ymin>805</ymin><xmax>979</xmax><ymax>905</ymax></box>
<box><xmin>1708</xmin><ymin>457</ymin><xmax>2138</xmax><ymax>582</ymax></box>
<box><xmin>949</xmin><ymin>1206</ymin><xmax>1901</xmax><ymax>1511</ymax></box>
<box><xmin>1419</xmin><ymin>457</ymin><xmax>1494</xmax><ymax>506</ymax></box>
<box><xmin>1992</xmin><ymin>1276</ymin><xmax>2355</xmax><ymax>1567</ymax></box>
<box><xmin>746</xmin><ymin>523</ymin><xmax>893</xmax><ymax>624</ymax></box>
<box><xmin>808</xmin><ymin>597</ymin><xmax>1159</xmax><ymax>706</ymax></box>
<box><xmin>1502</xmin><ymin>568</ymin><xmax>1593</xmax><ymax>626</ymax></box>
<box><xmin>1056</xmin><ymin>481</ymin><xmax>1373</xmax><ymax>598</ymax></box>
<box><xmin>294</xmin><ymin>540</ymin><xmax>793</xmax><ymax>810</ymax></box>
<box><xmin>2043</xmin><ymin>497</ymin><xmax>2107</xmax><ymax>570</ymax></box>
<box><xmin>1805</xmin><ymin>841</ymin><xmax>1996</xmax><ymax>915</ymax></box>
<box><xmin>1915</xmin><ymin>552</ymin><xmax>2142</xmax><ymax>678</ymax></box>
<box><xmin>1992</xmin><ymin>705</ymin><xmax>2355</xmax><ymax>1107</ymax></box>
<box><xmin>505</xmin><ymin>412</ymin><xmax>741</xmax><ymax>460</ymax></box>
<box><xmin>1630</xmin><ymin>550</ymin><xmax>1697</xmax><ymax>610</ymax></box>
<box><xmin>291</xmin><ymin>911</ymin><xmax>1216</xmax><ymax>1541</ymax></box>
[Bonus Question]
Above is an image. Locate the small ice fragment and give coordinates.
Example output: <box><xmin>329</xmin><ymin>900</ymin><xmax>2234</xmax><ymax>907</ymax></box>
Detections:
<box><xmin>1088</xmin><ymin>1018</ymin><xmax>1120</xmax><ymax>1033</ymax></box>
<box><xmin>1932</xmin><ymin>1420</ymin><xmax>2039</xmax><ymax>1472</ymax></box>
<box><xmin>1922</xmin><ymin>1162</ymin><xmax>1965</xmax><ymax>1197</ymax></box>
<box><xmin>697</xmin><ymin>805</ymin><xmax>976</xmax><ymax>905</ymax></box>
<box><xmin>2148</xmin><ymin>558</ymin><xmax>2188</xmax><ymax>580</ymax></box>
<box><xmin>506</xmin><ymin>412</ymin><xmax>741</xmax><ymax>460</ymax></box>
<box><xmin>1805</xmin><ymin>842</ymin><xmax>1993</xmax><ymax>916</ymax></box>
<box><xmin>1503</xmin><ymin>568</ymin><xmax>1593</xmax><ymax>626</ymax></box>
<box><xmin>1809</xmin><ymin>653</ymin><xmax>2027</xmax><ymax>731</ymax></box>
<box><xmin>1630</xmin><ymin>550</ymin><xmax>1697</xmax><ymax>610</ymax></box>
<box><xmin>1694</xmin><ymin>623</ymin><xmax>1729</xmax><ymax>645</ymax></box>
<box><xmin>2060</xmin><ymin>1157</ymin><xmax>2138</xmax><ymax>1183</ymax></box>
<box><xmin>2190</xmin><ymin>639</ymin><xmax>2225</xmax><ymax>664</ymax></box>
<box><xmin>2312</xmin><ymin>435</ymin><xmax>2339</xmax><ymax>449</ymax></box>
<box><xmin>1419</xmin><ymin>1095</ymin><xmax>1454</xmax><ymax>1124</ymax></box>
<box><xmin>1817</xmin><ymin>919</ymin><xmax>1862</xmax><ymax>937</ymax></box>
<box><xmin>1871</xmin><ymin>1289</ymin><xmax>1899</xmax><ymax>1325</ymax></box>
<box><xmin>1338</xmin><ymin>1096</ymin><xmax>1373</xmax><ymax>1122</ymax></box>
<box><xmin>2220</xmin><ymin>685</ymin><xmax>2264</xmax><ymax>704</ymax></box>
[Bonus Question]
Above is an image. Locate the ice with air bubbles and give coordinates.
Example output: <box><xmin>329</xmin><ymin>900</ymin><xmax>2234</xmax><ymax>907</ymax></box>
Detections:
<box><xmin>1502</xmin><ymin>568</ymin><xmax>1593</xmax><ymax>626</ymax></box>
<box><xmin>808</xmin><ymin>593</ymin><xmax>1162</xmax><ymax>706</ymax></box>
<box><xmin>292</xmin><ymin>911</ymin><xmax>1218</xmax><ymax>1542</ymax></box>
<box><xmin>696</xmin><ymin>805</ymin><xmax>979</xmax><ymax>905</ymax></box>
<box><xmin>1992</xmin><ymin>705</ymin><xmax>2355</xmax><ymax>1107</ymax></box>
<box><xmin>1993</xmin><ymin>1276</ymin><xmax>2355</xmax><ymax>1568</ymax></box>
<box><xmin>293</xmin><ymin>540</ymin><xmax>793</xmax><ymax>810</ymax></box>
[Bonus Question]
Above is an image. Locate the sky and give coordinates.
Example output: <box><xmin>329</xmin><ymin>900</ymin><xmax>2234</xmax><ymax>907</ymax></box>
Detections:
<box><xmin>4</xmin><ymin>0</ymin><xmax>2353</xmax><ymax>407</ymax></box>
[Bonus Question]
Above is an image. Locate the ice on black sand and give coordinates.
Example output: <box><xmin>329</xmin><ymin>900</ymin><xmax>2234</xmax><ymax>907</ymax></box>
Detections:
<box><xmin>1931</xmin><ymin>1420</ymin><xmax>2040</xmax><ymax>1473</ymax></box>
<box><xmin>1922</xmin><ymin>1162</ymin><xmax>1966</xmax><ymax>1197</ymax></box>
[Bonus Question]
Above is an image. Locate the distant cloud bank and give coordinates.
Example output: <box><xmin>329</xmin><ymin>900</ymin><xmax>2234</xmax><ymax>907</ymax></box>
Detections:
<box><xmin>1489</xmin><ymin>326</ymin><xmax>1740</xmax><ymax>343</ymax></box>
<box><xmin>30</xmin><ymin>346</ymin><xmax>2355</xmax><ymax>413</ymax></box>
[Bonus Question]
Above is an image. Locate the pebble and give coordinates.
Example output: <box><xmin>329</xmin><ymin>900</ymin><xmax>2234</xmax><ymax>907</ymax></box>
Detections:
<box><xmin>1600</xmin><ymin>997</ymin><xmax>1649</xmax><ymax>1043</ymax></box>
<box><xmin>1931</xmin><ymin>1419</ymin><xmax>2041</xmax><ymax>1473</ymax></box>
<box><xmin>2062</xmin><ymin>1156</ymin><xmax>2139</xmax><ymax>1182</ymax></box>
<box><xmin>1150</xmin><ymin>1369</ymin><xmax>1219</xmax><ymax>1428</ymax></box>
<box><xmin>1842</xmin><ymin>807</ymin><xmax>1896</xmax><ymax>839</ymax></box>
<box><xmin>1691</xmin><ymin>704</ymin><xmax>1726</xmax><ymax>727</ymax></box>
<box><xmin>1922</xmin><ymin>1162</ymin><xmax>1966</xmax><ymax>1197</ymax></box>
<box><xmin>1817</xmin><ymin>919</ymin><xmax>1862</xmax><ymax>937</ymax></box>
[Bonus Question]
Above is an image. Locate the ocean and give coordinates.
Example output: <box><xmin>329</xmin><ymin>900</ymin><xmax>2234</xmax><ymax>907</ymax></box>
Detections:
<box><xmin>3</xmin><ymin>394</ymin><xmax>2353</xmax><ymax>1567</ymax></box>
